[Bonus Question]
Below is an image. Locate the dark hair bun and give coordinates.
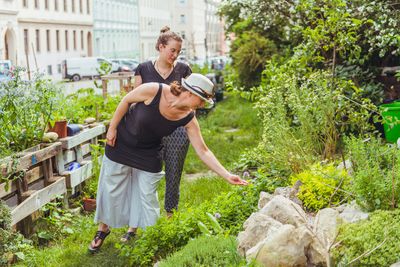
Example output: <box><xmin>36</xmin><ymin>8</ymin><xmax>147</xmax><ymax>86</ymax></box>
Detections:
<box><xmin>160</xmin><ymin>26</ymin><xmax>171</xmax><ymax>34</ymax></box>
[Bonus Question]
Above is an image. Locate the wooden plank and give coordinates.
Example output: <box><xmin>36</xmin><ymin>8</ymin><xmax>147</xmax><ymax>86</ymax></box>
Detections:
<box><xmin>59</xmin><ymin>125</ymin><xmax>105</xmax><ymax>150</ymax></box>
<box><xmin>0</xmin><ymin>142</ymin><xmax>62</xmax><ymax>177</ymax></box>
<box><xmin>0</xmin><ymin>165</ymin><xmax>44</xmax><ymax>199</ymax></box>
<box><xmin>11</xmin><ymin>177</ymin><xmax>67</xmax><ymax>225</ymax></box>
<box><xmin>64</xmin><ymin>160</ymin><xmax>93</xmax><ymax>188</ymax></box>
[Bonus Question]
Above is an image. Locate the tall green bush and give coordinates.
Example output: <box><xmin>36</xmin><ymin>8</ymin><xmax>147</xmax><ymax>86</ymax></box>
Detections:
<box><xmin>345</xmin><ymin>136</ymin><xmax>400</xmax><ymax>211</ymax></box>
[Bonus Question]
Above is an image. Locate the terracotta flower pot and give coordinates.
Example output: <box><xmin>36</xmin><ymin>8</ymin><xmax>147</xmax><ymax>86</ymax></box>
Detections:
<box><xmin>49</xmin><ymin>120</ymin><xmax>67</xmax><ymax>138</ymax></box>
<box><xmin>83</xmin><ymin>198</ymin><xmax>96</xmax><ymax>212</ymax></box>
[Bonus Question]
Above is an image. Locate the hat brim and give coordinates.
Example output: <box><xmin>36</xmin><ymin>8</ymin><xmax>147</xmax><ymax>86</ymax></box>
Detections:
<box><xmin>181</xmin><ymin>78</ymin><xmax>214</xmax><ymax>106</ymax></box>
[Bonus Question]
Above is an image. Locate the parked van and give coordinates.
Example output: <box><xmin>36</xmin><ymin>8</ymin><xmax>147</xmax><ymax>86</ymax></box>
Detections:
<box><xmin>61</xmin><ymin>57</ymin><xmax>116</xmax><ymax>81</ymax></box>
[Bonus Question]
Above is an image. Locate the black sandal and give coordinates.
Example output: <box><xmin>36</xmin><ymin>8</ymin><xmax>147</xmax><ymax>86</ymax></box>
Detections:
<box><xmin>88</xmin><ymin>229</ymin><xmax>111</xmax><ymax>253</ymax></box>
<box><xmin>120</xmin><ymin>231</ymin><xmax>136</xmax><ymax>243</ymax></box>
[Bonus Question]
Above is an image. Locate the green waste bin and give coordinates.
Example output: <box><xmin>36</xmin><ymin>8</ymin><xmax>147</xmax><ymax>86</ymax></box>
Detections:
<box><xmin>380</xmin><ymin>101</ymin><xmax>400</xmax><ymax>143</ymax></box>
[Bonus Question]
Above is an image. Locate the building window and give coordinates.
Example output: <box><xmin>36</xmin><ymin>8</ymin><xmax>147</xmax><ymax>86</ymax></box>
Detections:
<box><xmin>54</xmin><ymin>0</ymin><xmax>58</xmax><ymax>11</ymax></box>
<box><xmin>81</xmin><ymin>30</ymin><xmax>84</xmax><ymax>49</ymax></box>
<box><xmin>56</xmin><ymin>30</ymin><xmax>60</xmax><ymax>51</ymax></box>
<box><xmin>35</xmin><ymin>0</ymin><xmax>39</xmax><ymax>8</ymax></box>
<box><xmin>179</xmin><ymin>0</ymin><xmax>186</xmax><ymax>4</ymax></box>
<box><xmin>71</xmin><ymin>0</ymin><xmax>75</xmax><ymax>12</ymax></box>
<box><xmin>46</xmin><ymin>30</ymin><xmax>50</xmax><ymax>51</ymax></box>
<box><xmin>65</xmin><ymin>30</ymin><xmax>69</xmax><ymax>50</ymax></box>
<box><xmin>23</xmin><ymin>0</ymin><xmax>27</xmax><ymax>7</ymax></box>
<box><xmin>86</xmin><ymin>0</ymin><xmax>90</xmax><ymax>14</ymax></box>
<box><xmin>181</xmin><ymin>31</ymin><xmax>185</xmax><ymax>40</ymax></box>
<box><xmin>180</xmin><ymin>14</ymin><xmax>186</xmax><ymax>24</ymax></box>
<box><xmin>73</xmin><ymin>30</ymin><xmax>77</xmax><ymax>50</ymax></box>
<box><xmin>36</xmin><ymin>30</ymin><xmax>40</xmax><ymax>52</ymax></box>
<box><xmin>24</xmin><ymin>29</ymin><xmax>29</xmax><ymax>53</ymax></box>
<box><xmin>45</xmin><ymin>0</ymin><xmax>49</xmax><ymax>9</ymax></box>
<box><xmin>79</xmin><ymin>0</ymin><xmax>82</xmax><ymax>13</ymax></box>
<box><xmin>64</xmin><ymin>0</ymin><xmax>67</xmax><ymax>11</ymax></box>
<box><xmin>47</xmin><ymin>65</ymin><xmax>53</xmax><ymax>75</ymax></box>
<box><xmin>57</xmin><ymin>64</ymin><xmax>62</xmax><ymax>73</ymax></box>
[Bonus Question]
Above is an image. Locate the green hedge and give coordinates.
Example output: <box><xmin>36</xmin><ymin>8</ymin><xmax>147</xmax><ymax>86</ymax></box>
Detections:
<box><xmin>333</xmin><ymin>209</ymin><xmax>400</xmax><ymax>266</ymax></box>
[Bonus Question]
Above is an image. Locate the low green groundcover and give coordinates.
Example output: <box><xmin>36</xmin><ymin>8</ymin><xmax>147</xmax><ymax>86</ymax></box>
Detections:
<box><xmin>158</xmin><ymin>235</ymin><xmax>246</xmax><ymax>267</ymax></box>
<box><xmin>333</xmin><ymin>209</ymin><xmax>400</xmax><ymax>266</ymax></box>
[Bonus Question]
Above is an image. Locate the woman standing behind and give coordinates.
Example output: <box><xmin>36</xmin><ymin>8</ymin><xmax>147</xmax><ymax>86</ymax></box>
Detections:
<box><xmin>120</xmin><ymin>27</ymin><xmax>191</xmax><ymax>241</ymax></box>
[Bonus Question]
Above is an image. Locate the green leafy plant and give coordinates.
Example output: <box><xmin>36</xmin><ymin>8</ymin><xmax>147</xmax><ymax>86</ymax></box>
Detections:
<box><xmin>158</xmin><ymin>235</ymin><xmax>254</xmax><ymax>267</ymax></box>
<box><xmin>61</xmin><ymin>87</ymin><xmax>121</xmax><ymax>124</ymax></box>
<box><xmin>345</xmin><ymin>136</ymin><xmax>400</xmax><ymax>211</ymax></box>
<box><xmin>290</xmin><ymin>163</ymin><xmax>352</xmax><ymax>211</ymax></box>
<box><xmin>332</xmin><ymin>209</ymin><xmax>400</xmax><ymax>266</ymax></box>
<box><xmin>0</xmin><ymin>68</ymin><xmax>62</xmax><ymax>155</ymax></box>
<box><xmin>33</xmin><ymin>196</ymin><xmax>75</xmax><ymax>245</ymax></box>
<box><xmin>0</xmin><ymin>200</ymin><xmax>32</xmax><ymax>265</ymax></box>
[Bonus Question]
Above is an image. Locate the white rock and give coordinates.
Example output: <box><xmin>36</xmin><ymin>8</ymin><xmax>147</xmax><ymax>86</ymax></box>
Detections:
<box><xmin>260</xmin><ymin>195</ymin><xmax>307</xmax><ymax>227</ymax></box>
<box><xmin>238</xmin><ymin>213</ymin><xmax>282</xmax><ymax>256</ymax></box>
<box><xmin>390</xmin><ymin>262</ymin><xmax>400</xmax><ymax>267</ymax></box>
<box><xmin>339</xmin><ymin>203</ymin><xmax>369</xmax><ymax>223</ymax></box>
<box><xmin>258</xmin><ymin>191</ymin><xmax>273</xmax><ymax>209</ymax></box>
<box><xmin>247</xmin><ymin>224</ymin><xmax>312</xmax><ymax>267</ymax></box>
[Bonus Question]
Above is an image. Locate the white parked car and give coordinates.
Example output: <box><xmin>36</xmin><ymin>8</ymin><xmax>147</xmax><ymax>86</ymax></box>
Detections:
<box><xmin>61</xmin><ymin>57</ymin><xmax>117</xmax><ymax>81</ymax></box>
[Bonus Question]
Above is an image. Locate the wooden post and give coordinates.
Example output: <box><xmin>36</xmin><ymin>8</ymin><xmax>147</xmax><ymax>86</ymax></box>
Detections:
<box><xmin>102</xmin><ymin>79</ymin><xmax>107</xmax><ymax>99</ymax></box>
<box><xmin>119</xmin><ymin>79</ymin><xmax>124</xmax><ymax>94</ymax></box>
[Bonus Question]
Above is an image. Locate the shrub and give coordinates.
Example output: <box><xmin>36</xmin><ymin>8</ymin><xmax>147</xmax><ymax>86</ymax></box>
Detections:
<box><xmin>345</xmin><ymin>136</ymin><xmax>400</xmax><ymax>211</ymax></box>
<box><xmin>332</xmin><ymin>209</ymin><xmax>400</xmax><ymax>266</ymax></box>
<box><xmin>158</xmin><ymin>235</ymin><xmax>247</xmax><ymax>267</ymax></box>
<box><xmin>290</xmin><ymin>163</ymin><xmax>351</xmax><ymax>211</ymax></box>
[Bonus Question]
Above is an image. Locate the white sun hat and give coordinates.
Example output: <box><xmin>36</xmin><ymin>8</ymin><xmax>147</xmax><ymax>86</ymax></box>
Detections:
<box><xmin>181</xmin><ymin>73</ymin><xmax>214</xmax><ymax>105</ymax></box>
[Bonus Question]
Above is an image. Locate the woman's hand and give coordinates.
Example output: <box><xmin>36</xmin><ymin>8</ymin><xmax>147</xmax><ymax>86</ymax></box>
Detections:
<box><xmin>106</xmin><ymin>128</ymin><xmax>117</xmax><ymax>147</ymax></box>
<box><xmin>225</xmin><ymin>174</ymin><xmax>248</xmax><ymax>186</ymax></box>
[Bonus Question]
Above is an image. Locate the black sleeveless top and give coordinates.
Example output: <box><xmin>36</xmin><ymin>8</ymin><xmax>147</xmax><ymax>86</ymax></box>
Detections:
<box><xmin>105</xmin><ymin>85</ymin><xmax>195</xmax><ymax>173</ymax></box>
<box><xmin>135</xmin><ymin>60</ymin><xmax>192</xmax><ymax>84</ymax></box>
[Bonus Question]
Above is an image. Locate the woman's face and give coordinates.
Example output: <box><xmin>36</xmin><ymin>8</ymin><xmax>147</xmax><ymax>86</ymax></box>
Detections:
<box><xmin>159</xmin><ymin>39</ymin><xmax>182</xmax><ymax>65</ymax></box>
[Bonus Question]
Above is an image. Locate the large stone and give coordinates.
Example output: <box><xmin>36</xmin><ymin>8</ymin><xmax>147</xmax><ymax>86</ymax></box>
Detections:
<box><xmin>339</xmin><ymin>202</ymin><xmax>369</xmax><ymax>223</ymax></box>
<box><xmin>258</xmin><ymin>191</ymin><xmax>273</xmax><ymax>209</ymax></box>
<box><xmin>390</xmin><ymin>262</ymin><xmax>400</xmax><ymax>267</ymax></box>
<box><xmin>247</xmin><ymin>224</ymin><xmax>313</xmax><ymax>267</ymax></box>
<box><xmin>260</xmin><ymin>195</ymin><xmax>307</xmax><ymax>227</ymax></box>
<box><xmin>238</xmin><ymin>212</ymin><xmax>283</xmax><ymax>256</ymax></box>
<box><xmin>314</xmin><ymin>208</ymin><xmax>340</xmax><ymax>247</ymax></box>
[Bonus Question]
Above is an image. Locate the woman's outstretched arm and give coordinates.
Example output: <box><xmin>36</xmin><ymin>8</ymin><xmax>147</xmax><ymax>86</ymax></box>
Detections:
<box><xmin>185</xmin><ymin>117</ymin><xmax>248</xmax><ymax>185</ymax></box>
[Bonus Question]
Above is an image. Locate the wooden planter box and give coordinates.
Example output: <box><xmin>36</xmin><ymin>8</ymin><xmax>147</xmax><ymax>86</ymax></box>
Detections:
<box><xmin>0</xmin><ymin>142</ymin><xmax>65</xmax><ymax>227</ymax></box>
<box><xmin>0</xmin><ymin>124</ymin><xmax>106</xmax><ymax>232</ymax></box>
<box><xmin>55</xmin><ymin>124</ymin><xmax>106</xmax><ymax>191</ymax></box>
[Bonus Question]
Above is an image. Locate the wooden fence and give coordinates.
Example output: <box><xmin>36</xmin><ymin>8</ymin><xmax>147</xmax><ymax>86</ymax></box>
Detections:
<box><xmin>0</xmin><ymin>124</ymin><xmax>105</xmax><ymax>233</ymax></box>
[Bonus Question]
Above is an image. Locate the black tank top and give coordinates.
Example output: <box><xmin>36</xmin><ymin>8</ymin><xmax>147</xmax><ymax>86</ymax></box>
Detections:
<box><xmin>105</xmin><ymin>84</ymin><xmax>194</xmax><ymax>172</ymax></box>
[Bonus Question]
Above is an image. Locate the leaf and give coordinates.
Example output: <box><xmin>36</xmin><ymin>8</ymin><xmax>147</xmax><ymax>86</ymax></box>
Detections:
<box><xmin>206</xmin><ymin>212</ymin><xmax>223</xmax><ymax>233</ymax></box>
<box><xmin>15</xmin><ymin>252</ymin><xmax>25</xmax><ymax>260</ymax></box>
<box><xmin>197</xmin><ymin>221</ymin><xmax>211</xmax><ymax>236</ymax></box>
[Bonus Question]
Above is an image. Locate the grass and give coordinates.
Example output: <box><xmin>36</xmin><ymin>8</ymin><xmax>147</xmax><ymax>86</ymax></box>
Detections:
<box><xmin>184</xmin><ymin>93</ymin><xmax>261</xmax><ymax>174</ymax></box>
<box><xmin>14</xmin><ymin>93</ymin><xmax>260</xmax><ymax>266</ymax></box>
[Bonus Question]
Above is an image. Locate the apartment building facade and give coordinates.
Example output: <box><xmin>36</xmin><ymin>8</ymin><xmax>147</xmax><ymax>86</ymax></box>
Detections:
<box><xmin>93</xmin><ymin>0</ymin><xmax>140</xmax><ymax>60</ymax></box>
<box><xmin>0</xmin><ymin>0</ymin><xmax>93</xmax><ymax>79</ymax></box>
<box><xmin>138</xmin><ymin>0</ymin><xmax>172</xmax><ymax>61</ymax></box>
<box><xmin>171</xmin><ymin>0</ymin><xmax>225</xmax><ymax>63</ymax></box>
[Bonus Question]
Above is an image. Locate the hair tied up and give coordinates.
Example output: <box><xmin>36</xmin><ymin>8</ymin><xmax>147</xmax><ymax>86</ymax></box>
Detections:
<box><xmin>160</xmin><ymin>26</ymin><xmax>170</xmax><ymax>34</ymax></box>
